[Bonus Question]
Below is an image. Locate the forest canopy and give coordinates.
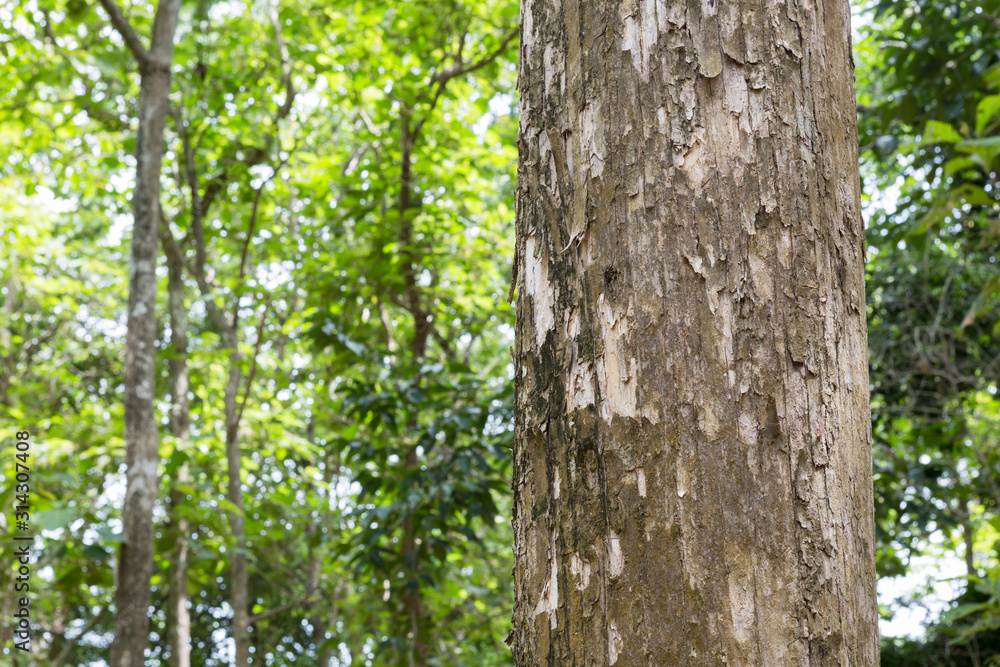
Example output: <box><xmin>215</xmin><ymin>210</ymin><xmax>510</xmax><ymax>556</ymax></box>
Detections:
<box><xmin>0</xmin><ymin>0</ymin><xmax>998</xmax><ymax>664</ymax></box>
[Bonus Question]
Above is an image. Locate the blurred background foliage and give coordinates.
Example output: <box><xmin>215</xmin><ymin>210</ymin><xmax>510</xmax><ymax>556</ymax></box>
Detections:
<box><xmin>0</xmin><ymin>0</ymin><xmax>999</xmax><ymax>663</ymax></box>
<box><xmin>858</xmin><ymin>0</ymin><xmax>1000</xmax><ymax>663</ymax></box>
<box><xmin>1</xmin><ymin>0</ymin><xmax>517</xmax><ymax>663</ymax></box>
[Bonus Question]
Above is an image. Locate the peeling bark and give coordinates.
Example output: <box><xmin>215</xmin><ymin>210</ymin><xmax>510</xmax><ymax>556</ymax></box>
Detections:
<box><xmin>108</xmin><ymin>0</ymin><xmax>181</xmax><ymax>663</ymax></box>
<box><xmin>511</xmin><ymin>0</ymin><xmax>879</xmax><ymax>664</ymax></box>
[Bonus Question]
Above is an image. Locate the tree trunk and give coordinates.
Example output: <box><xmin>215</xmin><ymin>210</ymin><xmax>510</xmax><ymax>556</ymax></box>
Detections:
<box><xmin>224</xmin><ymin>341</ymin><xmax>251</xmax><ymax>666</ymax></box>
<box><xmin>959</xmin><ymin>499</ymin><xmax>977</xmax><ymax>578</ymax></box>
<box><xmin>0</xmin><ymin>581</ymin><xmax>12</xmax><ymax>652</ymax></box>
<box><xmin>110</xmin><ymin>0</ymin><xmax>181</xmax><ymax>663</ymax></box>
<box><xmin>0</xmin><ymin>276</ymin><xmax>16</xmax><ymax>405</ymax></box>
<box><xmin>165</xmin><ymin>249</ymin><xmax>192</xmax><ymax>667</ymax></box>
<box><xmin>398</xmin><ymin>117</ymin><xmax>430</xmax><ymax>666</ymax></box>
<box><xmin>306</xmin><ymin>420</ymin><xmax>337</xmax><ymax>667</ymax></box>
<box><xmin>164</xmin><ymin>123</ymin><xmax>257</xmax><ymax>666</ymax></box>
<box><xmin>510</xmin><ymin>0</ymin><xmax>878</xmax><ymax>664</ymax></box>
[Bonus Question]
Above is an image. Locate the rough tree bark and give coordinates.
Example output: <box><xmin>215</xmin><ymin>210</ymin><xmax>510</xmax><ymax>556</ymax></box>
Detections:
<box><xmin>510</xmin><ymin>0</ymin><xmax>878</xmax><ymax>664</ymax></box>
<box><xmin>100</xmin><ymin>0</ymin><xmax>181</xmax><ymax>663</ymax></box>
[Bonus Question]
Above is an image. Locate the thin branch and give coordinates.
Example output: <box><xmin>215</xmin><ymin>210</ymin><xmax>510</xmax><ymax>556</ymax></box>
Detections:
<box><xmin>429</xmin><ymin>27</ymin><xmax>518</xmax><ymax>85</ymax></box>
<box><xmin>199</xmin><ymin>146</ymin><xmax>269</xmax><ymax>217</ymax></box>
<box><xmin>158</xmin><ymin>217</ymin><xmax>199</xmax><ymax>286</ymax></box>
<box><xmin>96</xmin><ymin>0</ymin><xmax>152</xmax><ymax>67</ymax></box>
<box><xmin>268</xmin><ymin>0</ymin><xmax>296</xmax><ymax>121</ymax></box>
<box><xmin>238</xmin><ymin>185</ymin><xmax>266</xmax><ymax>283</ymax></box>
<box><xmin>432</xmin><ymin>328</ymin><xmax>454</xmax><ymax>359</ymax></box>
<box><xmin>413</xmin><ymin>27</ymin><xmax>518</xmax><ymax>140</ymax></box>
<box><xmin>378</xmin><ymin>299</ymin><xmax>398</xmax><ymax>353</ymax></box>
<box><xmin>171</xmin><ymin>107</ymin><xmax>205</xmax><ymax>271</ymax></box>
<box><xmin>235</xmin><ymin>300</ymin><xmax>270</xmax><ymax>430</ymax></box>
<box><xmin>159</xmin><ymin>211</ymin><xmax>232</xmax><ymax>335</ymax></box>
<box><xmin>413</xmin><ymin>80</ymin><xmax>449</xmax><ymax>142</ymax></box>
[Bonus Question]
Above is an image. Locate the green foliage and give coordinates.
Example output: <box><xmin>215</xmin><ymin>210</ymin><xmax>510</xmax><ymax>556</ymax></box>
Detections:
<box><xmin>1</xmin><ymin>0</ymin><xmax>517</xmax><ymax>663</ymax></box>
<box><xmin>857</xmin><ymin>0</ymin><xmax>1000</xmax><ymax>662</ymax></box>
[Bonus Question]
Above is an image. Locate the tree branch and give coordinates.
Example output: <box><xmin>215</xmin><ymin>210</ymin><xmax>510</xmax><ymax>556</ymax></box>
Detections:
<box><xmin>429</xmin><ymin>27</ymin><xmax>518</xmax><ymax>85</ymax></box>
<box><xmin>238</xmin><ymin>185</ymin><xmax>266</xmax><ymax>284</ymax></box>
<box><xmin>159</xmin><ymin>212</ymin><xmax>233</xmax><ymax>336</ymax></box>
<box><xmin>413</xmin><ymin>27</ymin><xmax>518</xmax><ymax>140</ymax></box>
<box><xmin>268</xmin><ymin>0</ymin><xmax>296</xmax><ymax>121</ymax></box>
<box><xmin>96</xmin><ymin>0</ymin><xmax>152</xmax><ymax>67</ymax></box>
<box><xmin>171</xmin><ymin>106</ymin><xmax>205</xmax><ymax>269</ymax></box>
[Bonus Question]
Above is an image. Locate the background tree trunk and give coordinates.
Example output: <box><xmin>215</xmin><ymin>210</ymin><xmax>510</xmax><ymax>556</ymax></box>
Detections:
<box><xmin>511</xmin><ymin>0</ymin><xmax>879</xmax><ymax>663</ymax></box>
<box><xmin>107</xmin><ymin>0</ymin><xmax>181</xmax><ymax>663</ymax></box>
<box><xmin>165</xmin><ymin>247</ymin><xmax>192</xmax><ymax>667</ymax></box>
<box><xmin>224</xmin><ymin>341</ymin><xmax>251</xmax><ymax>666</ymax></box>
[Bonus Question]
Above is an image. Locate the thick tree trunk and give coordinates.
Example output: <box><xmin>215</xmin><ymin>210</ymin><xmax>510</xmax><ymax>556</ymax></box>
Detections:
<box><xmin>510</xmin><ymin>0</ymin><xmax>878</xmax><ymax>664</ymax></box>
<box><xmin>110</xmin><ymin>0</ymin><xmax>181</xmax><ymax>663</ymax></box>
<box><xmin>165</xmin><ymin>251</ymin><xmax>192</xmax><ymax>667</ymax></box>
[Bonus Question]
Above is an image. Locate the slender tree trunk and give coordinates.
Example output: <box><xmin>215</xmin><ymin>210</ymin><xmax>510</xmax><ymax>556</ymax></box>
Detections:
<box><xmin>305</xmin><ymin>552</ymin><xmax>327</xmax><ymax>660</ymax></box>
<box><xmin>316</xmin><ymin>585</ymin><xmax>340</xmax><ymax>667</ymax></box>
<box><xmin>165</xmin><ymin>250</ymin><xmax>192</xmax><ymax>667</ymax></box>
<box><xmin>398</xmin><ymin>119</ymin><xmax>429</xmax><ymax>666</ymax></box>
<box><xmin>306</xmin><ymin>421</ymin><xmax>337</xmax><ymax>667</ymax></box>
<box><xmin>0</xmin><ymin>276</ymin><xmax>16</xmax><ymax>405</ymax></box>
<box><xmin>47</xmin><ymin>605</ymin><xmax>67</xmax><ymax>661</ymax></box>
<box><xmin>511</xmin><ymin>0</ymin><xmax>878</xmax><ymax>663</ymax></box>
<box><xmin>0</xmin><ymin>579</ymin><xmax>12</xmax><ymax>651</ymax></box>
<box><xmin>109</xmin><ymin>0</ymin><xmax>181</xmax><ymax>663</ymax></box>
<box><xmin>223</xmin><ymin>340</ymin><xmax>251</xmax><ymax>666</ymax></box>
<box><xmin>959</xmin><ymin>499</ymin><xmax>977</xmax><ymax>578</ymax></box>
<box><xmin>165</xmin><ymin>127</ymin><xmax>260</xmax><ymax>667</ymax></box>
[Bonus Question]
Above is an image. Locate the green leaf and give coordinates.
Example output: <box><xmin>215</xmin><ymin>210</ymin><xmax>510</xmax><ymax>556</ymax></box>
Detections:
<box><xmin>83</xmin><ymin>544</ymin><xmax>109</xmax><ymax>560</ymax></box>
<box><xmin>922</xmin><ymin>120</ymin><xmax>963</xmax><ymax>144</ymax></box>
<box><xmin>977</xmin><ymin>95</ymin><xmax>1000</xmax><ymax>134</ymax></box>
<box><xmin>36</xmin><ymin>507</ymin><xmax>76</xmax><ymax>531</ymax></box>
<box><xmin>941</xmin><ymin>602</ymin><xmax>991</xmax><ymax>625</ymax></box>
<box><xmin>943</xmin><ymin>156</ymin><xmax>978</xmax><ymax>175</ymax></box>
<box><xmin>958</xmin><ymin>136</ymin><xmax>1000</xmax><ymax>149</ymax></box>
<box><xmin>960</xmin><ymin>274</ymin><xmax>1000</xmax><ymax>328</ymax></box>
<box><xmin>98</xmin><ymin>526</ymin><xmax>124</xmax><ymax>543</ymax></box>
<box><xmin>956</xmin><ymin>136</ymin><xmax>1000</xmax><ymax>166</ymax></box>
